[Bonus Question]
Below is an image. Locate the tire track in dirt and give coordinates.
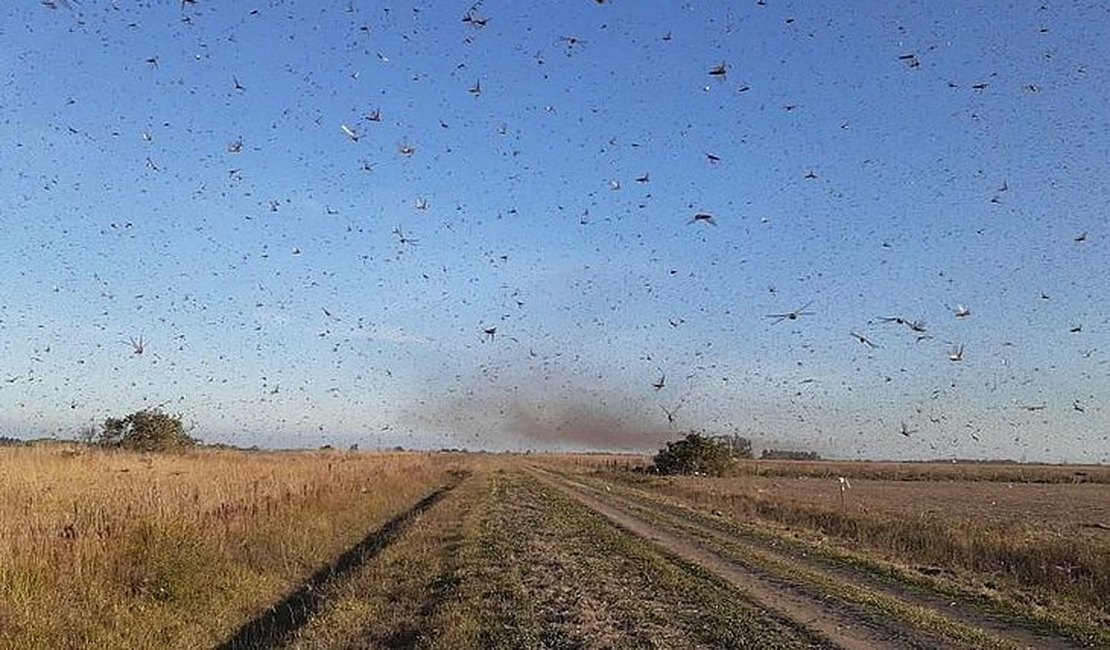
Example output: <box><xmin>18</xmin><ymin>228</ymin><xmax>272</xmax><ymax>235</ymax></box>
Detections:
<box><xmin>279</xmin><ymin>470</ymin><xmax>482</xmax><ymax>650</ymax></box>
<box><xmin>216</xmin><ymin>471</ymin><xmax>469</xmax><ymax>650</ymax></box>
<box><xmin>530</xmin><ymin>467</ymin><xmax>1028</xmax><ymax>650</ymax></box>
<box><xmin>551</xmin><ymin>470</ymin><xmax>1088</xmax><ymax>650</ymax></box>
<box><xmin>486</xmin><ymin>469</ymin><xmax>834</xmax><ymax>648</ymax></box>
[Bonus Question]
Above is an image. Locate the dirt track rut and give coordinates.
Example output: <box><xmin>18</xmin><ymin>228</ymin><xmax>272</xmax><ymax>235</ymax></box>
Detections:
<box><xmin>217</xmin><ymin>473</ymin><xmax>468</xmax><ymax>650</ymax></box>
<box><xmin>531</xmin><ymin>467</ymin><xmax>1084</xmax><ymax>650</ymax></box>
<box><xmin>531</xmin><ymin>469</ymin><xmax>916</xmax><ymax>650</ymax></box>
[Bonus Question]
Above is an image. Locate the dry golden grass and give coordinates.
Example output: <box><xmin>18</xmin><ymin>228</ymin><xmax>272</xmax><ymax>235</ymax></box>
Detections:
<box><xmin>0</xmin><ymin>445</ymin><xmax>466</xmax><ymax>650</ymax></box>
<box><xmin>529</xmin><ymin>452</ymin><xmax>650</xmax><ymax>471</ymax></box>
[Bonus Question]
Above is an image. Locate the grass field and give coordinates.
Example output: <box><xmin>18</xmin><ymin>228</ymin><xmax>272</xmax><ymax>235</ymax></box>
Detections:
<box><xmin>2</xmin><ymin>447</ymin><xmax>1108</xmax><ymax>649</ymax></box>
<box><xmin>0</xmin><ymin>446</ymin><xmax>465</xmax><ymax>649</ymax></box>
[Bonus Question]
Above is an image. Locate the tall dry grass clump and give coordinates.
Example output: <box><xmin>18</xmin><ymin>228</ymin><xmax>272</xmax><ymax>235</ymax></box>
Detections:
<box><xmin>0</xmin><ymin>445</ymin><xmax>465</xmax><ymax>649</ymax></box>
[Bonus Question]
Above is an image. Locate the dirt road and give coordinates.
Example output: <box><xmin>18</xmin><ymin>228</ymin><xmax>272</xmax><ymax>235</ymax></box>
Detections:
<box><xmin>228</xmin><ymin>465</ymin><xmax>1093</xmax><ymax>649</ymax></box>
<box><xmin>529</xmin><ymin>467</ymin><xmax>1088</xmax><ymax>650</ymax></box>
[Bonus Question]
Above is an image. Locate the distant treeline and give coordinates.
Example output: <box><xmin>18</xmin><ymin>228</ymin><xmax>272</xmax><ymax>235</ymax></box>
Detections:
<box><xmin>0</xmin><ymin>436</ymin><xmax>24</xmax><ymax>447</ymax></box>
<box><xmin>761</xmin><ymin>449</ymin><xmax>822</xmax><ymax>461</ymax></box>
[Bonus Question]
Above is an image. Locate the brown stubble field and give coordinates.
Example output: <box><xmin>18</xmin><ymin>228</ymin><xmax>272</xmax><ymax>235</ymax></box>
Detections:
<box><xmin>674</xmin><ymin>472</ymin><xmax>1110</xmax><ymax>538</ymax></box>
<box><xmin>2</xmin><ymin>447</ymin><xmax>1109</xmax><ymax>649</ymax></box>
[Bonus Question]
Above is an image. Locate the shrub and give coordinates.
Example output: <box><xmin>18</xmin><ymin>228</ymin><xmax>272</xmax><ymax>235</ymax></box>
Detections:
<box><xmin>98</xmin><ymin>409</ymin><xmax>195</xmax><ymax>452</ymax></box>
<box><xmin>652</xmin><ymin>432</ymin><xmax>737</xmax><ymax>476</ymax></box>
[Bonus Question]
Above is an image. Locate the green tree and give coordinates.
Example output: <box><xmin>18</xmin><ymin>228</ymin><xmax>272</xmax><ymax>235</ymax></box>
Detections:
<box><xmin>652</xmin><ymin>432</ymin><xmax>737</xmax><ymax>476</ymax></box>
<box><xmin>99</xmin><ymin>409</ymin><xmax>195</xmax><ymax>452</ymax></box>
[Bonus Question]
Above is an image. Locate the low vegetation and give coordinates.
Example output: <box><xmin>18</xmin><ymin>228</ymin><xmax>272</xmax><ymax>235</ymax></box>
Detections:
<box><xmin>0</xmin><ymin>445</ymin><xmax>463</xmax><ymax>648</ymax></box>
<box><xmin>731</xmin><ymin>457</ymin><xmax>1110</xmax><ymax>484</ymax></box>
<box><xmin>3</xmin><ymin>448</ymin><xmax>1106</xmax><ymax>648</ymax></box>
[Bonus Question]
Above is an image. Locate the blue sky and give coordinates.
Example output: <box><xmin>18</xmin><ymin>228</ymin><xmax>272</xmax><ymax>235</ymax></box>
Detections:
<box><xmin>1</xmin><ymin>1</ymin><xmax>1108</xmax><ymax>461</ymax></box>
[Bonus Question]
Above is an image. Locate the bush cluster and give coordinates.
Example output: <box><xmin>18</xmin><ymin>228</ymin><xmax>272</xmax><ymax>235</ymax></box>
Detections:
<box><xmin>97</xmin><ymin>409</ymin><xmax>195</xmax><ymax>452</ymax></box>
<box><xmin>652</xmin><ymin>432</ymin><xmax>740</xmax><ymax>476</ymax></box>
